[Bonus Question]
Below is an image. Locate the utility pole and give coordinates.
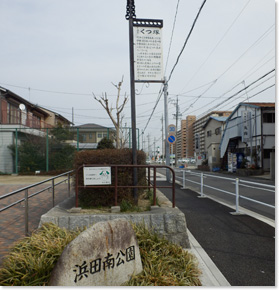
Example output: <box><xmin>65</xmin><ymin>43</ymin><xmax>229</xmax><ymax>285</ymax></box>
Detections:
<box><xmin>161</xmin><ymin>114</ymin><xmax>164</xmax><ymax>161</ymax></box>
<box><xmin>141</xmin><ymin>129</ymin><xmax>144</xmax><ymax>151</ymax></box>
<box><xmin>147</xmin><ymin>133</ymin><xmax>150</xmax><ymax>158</ymax></box>
<box><xmin>164</xmin><ymin>79</ymin><xmax>170</xmax><ymax>182</ymax></box>
<box><xmin>154</xmin><ymin>137</ymin><xmax>156</xmax><ymax>160</ymax></box>
<box><xmin>72</xmin><ymin>107</ymin><xmax>74</xmax><ymax>125</ymax></box>
<box><xmin>175</xmin><ymin>96</ymin><xmax>178</xmax><ymax>167</ymax></box>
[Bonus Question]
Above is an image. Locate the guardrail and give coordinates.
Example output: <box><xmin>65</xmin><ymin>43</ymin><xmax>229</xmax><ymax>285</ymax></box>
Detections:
<box><xmin>0</xmin><ymin>171</ymin><xmax>74</xmax><ymax>236</ymax></box>
<box><xmin>75</xmin><ymin>164</ymin><xmax>176</xmax><ymax>208</ymax></box>
<box><xmin>180</xmin><ymin>170</ymin><xmax>275</xmax><ymax>215</ymax></box>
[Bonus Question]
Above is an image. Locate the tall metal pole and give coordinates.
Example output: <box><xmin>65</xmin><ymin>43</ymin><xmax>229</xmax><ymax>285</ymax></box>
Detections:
<box><xmin>175</xmin><ymin>96</ymin><xmax>178</xmax><ymax>167</ymax></box>
<box><xmin>126</xmin><ymin>0</ymin><xmax>138</xmax><ymax>202</ymax></box>
<box><xmin>161</xmin><ymin>114</ymin><xmax>164</xmax><ymax>161</ymax></box>
<box><xmin>164</xmin><ymin>79</ymin><xmax>170</xmax><ymax>182</ymax></box>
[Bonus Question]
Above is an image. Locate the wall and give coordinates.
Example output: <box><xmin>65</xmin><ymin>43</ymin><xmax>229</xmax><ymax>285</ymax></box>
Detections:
<box><xmin>0</xmin><ymin>131</ymin><xmax>14</xmax><ymax>173</ymax></box>
<box><xmin>39</xmin><ymin>193</ymin><xmax>191</xmax><ymax>249</ymax></box>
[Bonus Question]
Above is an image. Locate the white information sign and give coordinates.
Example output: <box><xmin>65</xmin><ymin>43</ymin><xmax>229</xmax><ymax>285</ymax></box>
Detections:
<box><xmin>167</xmin><ymin>124</ymin><xmax>176</xmax><ymax>134</ymax></box>
<box><xmin>83</xmin><ymin>167</ymin><xmax>111</xmax><ymax>185</ymax></box>
<box><xmin>241</xmin><ymin>111</ymin><xmax>251</xmax><ymax>143</ymax></box>
<box><xmin>134</xmin><ymin>26</ymin><xmax>163</xmax><ymax>82</ymax></box>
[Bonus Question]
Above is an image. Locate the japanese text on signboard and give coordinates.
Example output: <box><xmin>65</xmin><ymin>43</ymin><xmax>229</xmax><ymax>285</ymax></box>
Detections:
<box><xmin>134</xmin><ymin>27</ymin><xmax>163</xmax><ymax>82</ymax></box>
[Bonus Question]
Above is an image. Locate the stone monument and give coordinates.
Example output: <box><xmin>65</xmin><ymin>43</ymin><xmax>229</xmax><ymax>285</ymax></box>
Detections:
<box><xmin>49</xmin><ymin>219</ymin><xmax>142</xmax><ymax>286</ymax></box>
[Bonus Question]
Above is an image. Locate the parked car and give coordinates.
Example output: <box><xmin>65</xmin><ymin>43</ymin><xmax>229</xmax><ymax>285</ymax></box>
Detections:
<box><xmin>146</xmin><ymin>159</ymin><xmax>151</xmax><ymax>164</ymax></box>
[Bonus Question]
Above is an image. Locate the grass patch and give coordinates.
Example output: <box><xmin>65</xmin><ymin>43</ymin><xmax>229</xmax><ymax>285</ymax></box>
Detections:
<box><xmin>125</xmin><ymin>223</ymin><xmax>201</xmax><ymax>286</ymax></box>
<box><xmin>0</xmin><ymin>223</ymin><xmax>201</xmax><ymax>286</ymax></box>
<box><xmin>0</xmin><ymin>223</ymin><xmax>81</xmax><ymax>286</ymax></box>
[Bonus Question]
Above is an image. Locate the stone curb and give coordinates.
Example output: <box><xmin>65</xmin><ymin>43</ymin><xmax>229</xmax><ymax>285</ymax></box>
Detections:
<box><xmin>39</xmin><ymin>192</ymin><xmax>190</xmax><ymax>249</ymax></box>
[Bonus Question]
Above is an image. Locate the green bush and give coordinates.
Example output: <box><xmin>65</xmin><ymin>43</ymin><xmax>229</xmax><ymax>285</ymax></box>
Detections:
<box><xmin>73</xmin><ymin>149</ymin><xmax>146</xmax><ymax>207</ymax></box>
<box><xmin>97</xmin><ymin>137</ymin><xmax>115</xmax><ymax>149</ymax></box>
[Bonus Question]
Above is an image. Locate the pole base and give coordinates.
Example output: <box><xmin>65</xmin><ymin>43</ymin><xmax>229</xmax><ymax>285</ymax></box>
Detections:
<box><xmin>230</xmin><ymin>211</ymin><xmax>246</xmax><ymax>216</ymax></box>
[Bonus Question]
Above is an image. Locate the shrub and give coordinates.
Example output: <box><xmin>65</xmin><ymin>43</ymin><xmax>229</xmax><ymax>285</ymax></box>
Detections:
<box><xmin>97</xmin><ymin>137</ymin><xmax>115</xmax><ymax>149</ymax></box>
<box><xmin>126</xmin><ymin>223</ymin><xmax>201</xmax><ymax>286</ymax></box>
<box><xmin>73</xmin><ymin>149</ymin><xmax>146</xmax><ymax>207</ymax></box>
<box><xmin>0</xmin><ymin>223</ymin><xmax>81</xmax><ymax>286</ymax></box>
<box><xmin>0</xmin><ymin>223</ymin><xmax>201</xmax><ymax>286</ymax></box>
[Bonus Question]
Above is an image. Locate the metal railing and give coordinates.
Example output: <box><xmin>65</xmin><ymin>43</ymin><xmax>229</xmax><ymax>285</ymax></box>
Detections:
<box><xmin>75</xmin><ymin>164</ymin><xmax>176</xmax><ymax>208</ymax></box>
<box><xmin>0</xmin><ymin>170</ymin><xmax>74</xmax><ymax>236</ymax></box>
<box><xmin>180</xmin><ymin>169</ymin><xmax>275</xmax><ymax>215</ymax></box>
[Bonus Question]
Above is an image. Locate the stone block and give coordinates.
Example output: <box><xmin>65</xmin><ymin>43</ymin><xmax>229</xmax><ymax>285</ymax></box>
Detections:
<box><xmin>150</xmin><ymin>214</ymin><xmax>165</xmax><ymax>233</ymax></box>
<box><xmin>69</xmin><ymin>216</ymin><xmax>89</xmax><ymax>230</ymax></box>
<box><xmin>58</xmin><ymin>216</ymin><xmax>69</xmax><ymax>229</ymax></box>
<box><xmin>111</xmin><ymin>206</ymin><xmax>120</xmax><ymax>213</ymax></box>
<box><xmin>49</xmin><ymin>219</ymin><xmax>143</xmax><ymax>286</ymax></box>
<box><xmin>164</xmin><ymin>214</ymin><xmax>177</xmax><ymax>234</ymax></box>
<box><xmin>89</xmin><ymin>215</ymin><xmax>110</xmax><ymax>226</ymax></box>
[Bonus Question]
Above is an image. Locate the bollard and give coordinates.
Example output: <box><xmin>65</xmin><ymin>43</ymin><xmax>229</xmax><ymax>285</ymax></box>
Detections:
<box><xmin>198</xmin><ymin>172</ymin><xmax>206</xmax><ymax>198</ymax></box>
<box><xmin>181</xmin><ymin>169</ymin><xmax>186</xmax><ymax>189</ymax></box>
<box><xmin>235</xmin><ymin>178</ymin><xmax>240</xmax><ymax>214</ymax></box>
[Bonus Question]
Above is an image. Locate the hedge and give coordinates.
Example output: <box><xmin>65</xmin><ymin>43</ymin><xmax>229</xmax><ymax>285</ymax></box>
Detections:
<box><xmin>73</xmin><ymin>149</ymin><xmax>146</xmax><ymax>207</ymax></box>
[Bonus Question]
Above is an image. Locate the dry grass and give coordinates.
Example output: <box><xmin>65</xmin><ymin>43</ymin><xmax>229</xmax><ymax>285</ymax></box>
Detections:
<box><xmin>0</xmin><ymin>222</ymin><xmax>201</xmax><ymax>286</ymax></box>
<box><xmin>0</xmin><ymin>223</ymin><xmax>81</xmax><ymax>286</ymax></box>
<box><xmin>125</xmin><ymin>223</ymin><xmax>201</xmax><ymax>286</ymax></box>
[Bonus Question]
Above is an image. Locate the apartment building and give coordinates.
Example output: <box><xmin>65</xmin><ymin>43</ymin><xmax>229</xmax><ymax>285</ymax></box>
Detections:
<box><xmin>193</xmin><ymin>111</ymin><xmax>232</xmax><ymax>160</ymax></box>
<box><xmin>0</xmin><ymin>86</ymin><xmax>71</xmax><ymax>173</ymax></box>
<box><xmin>220</xmin><ymin>102</ymin><xmax>275</xmax><ymax>172</ymax></box>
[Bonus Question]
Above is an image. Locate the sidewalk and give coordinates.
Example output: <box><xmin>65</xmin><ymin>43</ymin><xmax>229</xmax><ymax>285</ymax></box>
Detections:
<box><xmin>0</xmin><ymin>178</ymin><xmax>71</xmax><ymax>265</ymax></box>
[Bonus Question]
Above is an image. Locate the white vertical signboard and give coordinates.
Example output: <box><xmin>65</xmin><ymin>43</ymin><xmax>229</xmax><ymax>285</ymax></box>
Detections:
<box><xmin>133</xmin><ymin>24</ymin><xmax>163</xmax><ymax>82</ymax></box>
<box><xmin>241</xmin><ymin>111</ymin><xmax>251</xmax><ymax>143</ymax></box>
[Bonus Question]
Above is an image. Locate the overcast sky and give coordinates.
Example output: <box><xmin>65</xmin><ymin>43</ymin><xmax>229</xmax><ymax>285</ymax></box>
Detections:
<box><xmin>0</xmin><ymin>0</ymin><xmax>276</xmax><ymax>150</ymax></box>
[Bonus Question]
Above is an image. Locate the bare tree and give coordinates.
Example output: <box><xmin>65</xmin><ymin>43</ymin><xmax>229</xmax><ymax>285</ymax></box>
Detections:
<box><xmin>93</xmin><ymin>76</ymin><xmax>128</xmax><ymax>149</ymax></box>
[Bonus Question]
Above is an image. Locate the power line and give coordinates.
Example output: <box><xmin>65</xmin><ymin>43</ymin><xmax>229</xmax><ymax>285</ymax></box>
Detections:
<box><xmin>167</xmin><ymin>0</ymin><xmax>207</xmax><ymax>83</ymax></box>
<box><xmin>142</xmin><ymin>0</ymin><xmax>208</xmax><ymax>133</ymax></box>
<box><xmin>164</xmin><ymin>0</ymin><xmax>180</xmax><ymax>74</ymax></box>
<box><xmin>179</xmin><ymin>0</ymin><xmax>252</xmax><ymax>93</ymax></box>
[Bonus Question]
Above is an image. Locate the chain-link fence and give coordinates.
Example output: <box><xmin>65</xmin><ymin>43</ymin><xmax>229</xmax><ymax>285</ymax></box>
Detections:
<box><xmin>0</xmin><ymin>126</ymin><xmax>137</xmax><ymax>174</ymax></box>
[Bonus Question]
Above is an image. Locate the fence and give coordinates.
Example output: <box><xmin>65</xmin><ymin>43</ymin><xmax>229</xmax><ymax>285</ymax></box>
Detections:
<box><xmin>76</xmin><ymin>164</ymin><xmax>176</xmax><ymax>208</ymax></box>
<box><xmin>180</xmin><ymin>170</ymin><xmax>275</xmax><ymax>215</ymax></box>
<box><xmin>0</xmin><ymin>171</ymin><xmax>73</xmax><ymax>236</ymax></box>
<box><xmin>0</xmin><ymin>126</ymin><xmax>141</xmax><ymax>175</ymax></box>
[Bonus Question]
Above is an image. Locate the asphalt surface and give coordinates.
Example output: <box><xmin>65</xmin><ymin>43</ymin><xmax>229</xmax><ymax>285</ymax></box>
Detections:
<box><xmin>157</xmin><ymin>179</ymin><xmax>275</xmax><ymax>286</ymax></box>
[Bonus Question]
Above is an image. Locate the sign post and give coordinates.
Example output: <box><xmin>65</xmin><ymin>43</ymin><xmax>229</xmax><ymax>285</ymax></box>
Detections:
<box><xmin>126</xmin><ymin>0</ymin><xmax>164</xmax><ymax>196</ymax></box>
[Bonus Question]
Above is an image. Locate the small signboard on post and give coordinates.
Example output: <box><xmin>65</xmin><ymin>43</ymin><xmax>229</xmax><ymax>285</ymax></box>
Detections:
<box><xmin>83</xmin><ymin>167</ymin><xmax>111</xmax><ymax>185</ymax></box>
<box><xmin>167</xmin><ymin>134</ymin><xmax>176</xmax><ymax>144</ymax></box>
<box><xmin>167</xmin><ymin>124</ymin><xmax>176</xmax><ymax>134</ymax></box>
<box><xmin>133</xmin><ymin>19</ymin><xmax>164</xmax><ymax>83</ymax></box>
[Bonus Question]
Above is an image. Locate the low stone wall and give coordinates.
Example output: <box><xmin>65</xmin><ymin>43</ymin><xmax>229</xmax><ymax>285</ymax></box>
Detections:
<box><xmin>39</xmin><ymin>191</ymin><xmax>190</xmax><ymax>249</ymax></box>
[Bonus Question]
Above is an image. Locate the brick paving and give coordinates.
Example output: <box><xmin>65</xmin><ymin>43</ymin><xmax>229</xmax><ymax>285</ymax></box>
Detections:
<box><xmin>0</xmin><ymin>178</ymin><xmax>73</xmax><ymax>265</ymax></box>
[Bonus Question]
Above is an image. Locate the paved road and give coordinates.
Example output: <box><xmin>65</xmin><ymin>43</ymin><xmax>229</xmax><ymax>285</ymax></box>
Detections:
<box><xmin>156</xmin><ymin>176</ymin><xmax>275</xmax><ymax>286</ymax></box>
<box><xmin>168</xmin><ymin>168</ymin><xmax>275</xmax><ymax>220</ymax></box>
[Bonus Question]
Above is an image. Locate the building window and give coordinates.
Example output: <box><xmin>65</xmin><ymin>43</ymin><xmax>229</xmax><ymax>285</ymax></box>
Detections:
<box><xmin>263</xmin><ymin>113</ymin><xmax>275</xmax><ymax>123</ymax></box>
<box><xmin>215</xmin><ymin>127</ymin><xmax>221</xmax><ymax>135</ymax></box>
<box><xmin>207</xmin><ymin>130</ymin><xmax>212</xmax><ymax>137</ymax></box>
<box><xmin>98</xmin><ymin>133</ymin><xmax>102</xmax><ymax>138</ymax></box>
<box><xmin>89</xmin><ymin>134</ymin><xmax>92</xmax><ymax>139</ymax></box>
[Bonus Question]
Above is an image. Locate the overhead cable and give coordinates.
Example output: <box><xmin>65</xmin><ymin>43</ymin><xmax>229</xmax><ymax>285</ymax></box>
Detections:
<box><xmin>167</xmin><ymin>0</ymin><xmax>207</xmax><ymax>83</ymax></box>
